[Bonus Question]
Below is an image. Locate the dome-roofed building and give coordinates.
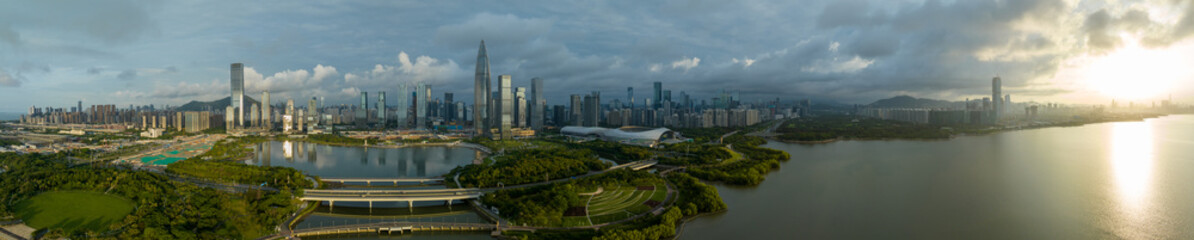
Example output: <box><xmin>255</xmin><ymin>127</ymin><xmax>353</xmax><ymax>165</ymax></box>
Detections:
<box><xmin>560</xmin><ymin>126</ymin><xmax>680</xmax><ymax>147</ymax></box>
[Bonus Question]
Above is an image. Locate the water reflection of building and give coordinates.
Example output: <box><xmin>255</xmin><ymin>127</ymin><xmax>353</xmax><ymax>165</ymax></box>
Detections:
<box><xmin>264</xmin><ymin>141</ymin><xmax>271</xmax><ymax>166</ymax></box>
<box><xmin>307</xmin><ymin>143</ymin><xmax>317</xmax><ymax>164</ymax></box>
<box><xmin>283</xmin><ymin>141</ymin><xmax>294</xmax><ymax>160</ymax></box>
<box><xmin>359</xmin><ymin>147</ymin><xmax>369</xmax><ymax>165</ymax></box>
<box><xmin>379</xmin><ymin>148</ymin><xmax>387</xmax><ymax>165</ymax></box>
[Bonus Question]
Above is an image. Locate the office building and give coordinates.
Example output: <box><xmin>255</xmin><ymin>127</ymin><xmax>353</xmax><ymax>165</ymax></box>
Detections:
<box><xmin>515</xmin><ymin>87</ymin><xmax>526</xmax><ymax>128</ymax></box>
<box><xmin>377</xmin><ymin>92</ymin><xmax>386</xmax><ymax>128</ymax></box>
<box><xmin>231</xmin><ymin>63</ymin><xmax>245</xmax><ymax>128</ymax></box>
<box><xmin>531</xmin><ymin>77</ymin><xmax>544</xmax><ymax>131</ymax></box>
<box><xmin>397</xmin><ymin>83</ymin><xmax>408</xmax><ymax>129</ymax></box>
<box><xmin>444</xmin><ymin>92</ymin><xmax>455</xmax><ymax>122</ymax></box>
<box><xmin>627</xmin><ymin>87</ymin><xmax>634</xmax><ymax>109</ymax></box>
<box><xmin>992</xmin><ymin>77</ymin><xmax>1002</xmax><ymax>120</ymax></box>
<box><xmin>570</xmin><ymin>94</ymin><xmax>583</xmax><ymax>126</ymax></box>
<box><xmin>498</xmin><ymin>75</ymin><xmax>513</xmax><ymax>139</ymax></box>
<box><xmin>261</xmin><ymin>91</ymin><xmax>271</xmax><ymax>128</ymax></box>
<box><xmin>474</xmin><ymin>41</ymin><xmax>491</xmax><ymax>135</ymax></box>
<box><xmin>653</xmin><ymin>82</ymin><xmax>662</xmax><ymax>109</ymax></box>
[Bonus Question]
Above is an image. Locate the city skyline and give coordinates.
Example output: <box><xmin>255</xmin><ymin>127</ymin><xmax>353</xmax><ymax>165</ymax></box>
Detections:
<box><xmin>3</xmin><ymin>1</ymin><xmax>1194</xmax><ymax>112</ymax></box>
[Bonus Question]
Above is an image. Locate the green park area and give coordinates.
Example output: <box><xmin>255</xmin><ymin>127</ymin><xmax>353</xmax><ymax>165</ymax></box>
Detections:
<box><xmin>15</xmin><ymin>191</ymin><xmax>135</xmax><ymax>233</ymax></box>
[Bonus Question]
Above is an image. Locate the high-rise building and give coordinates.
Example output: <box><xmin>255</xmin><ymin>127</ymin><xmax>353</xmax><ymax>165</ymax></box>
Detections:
<box><xmin>231</xmin><ymin>63</ymin><xmax>245</xmax><ymax>128</ymax></box>
<box><xmin>627</xmin><ymin>87</ymin><xmax>634</xmax><ymax>109</ymax></box>
<box><xmin>570</xmin><ymin>94</ymin><xmax>583</xmax><ymax>126</ymax></box>
<box><xmin>416</xmin><ymin>84</ymin><xmax>426</xmax><ymax>129</ymax></box>
<box><xmin>77</xmin><ymin>101</ymin><xmax>82</xmax><ymax>113</ymax></box>
<box><xmin>515</xmin><ymin>87</ymin><xmax>526</xmax><ymax>128</ymax></box>
<box><xmin>663</xmin><ymin>90</ymin><xmax>672</xmax><ymax>105</ymax></box>
<box><xmin>397</xmin><ymin>83</ymin><xmax>408</xmax><ymax>129</ymax></box>
<box><xmin>308</xmin><ymin>97</ymin><xmax>318</xmax><ymax>125</ymax></box>
<box><xmin>553</xmin><ymin>105</ymin><xmax>567</xmax><ymax>127</ymax></box>
<box><xmin>583</xmin><ymin>93</ymin><xmax>599</xmax><ymax>127</ymax></box>
<box><xmin>261</xmin><ymin>91</ymin><xmax>271</xmax><ymax>128</ymax></box>
<box><xmin>444</xmin><ymin>92</ymin><xmax>455</xmax><ymax>122</ymax></box>
<box><xmin>358</xmin><ymin>92</ymin><xmax>368</xmax><ymax>128</ymax></box>
<box><xmin>498</xmin><ymin>75</ymin><xmax>513</xmax><ymax>139</ymax></box>
<box><xmin>653</xmin><ymin>82</ymin><xmax>662</xmax><ymax>109</ymax></box>
<box><xmin>530</xmin><ymin>77</ymin><xmax>544</xmax><ymax>131</ymax></box>
<box><xmin>377</xmin><ymin>92</ymin><xmax>386</xmax><ymax>128</ymax></box>
<box><xmin>992</xmin><ymin>77</ymin><xmax>1002</xmax><ymax>120</ymax></box>
<box><xmin>423</xmin><ymin>84</ymin><xmax>432</xmax><ymax>128</ymax></box>
<box><xmin>474</xmin><ymin>41</ymin><xmax>491</xmax><ymax>136</ymax></box>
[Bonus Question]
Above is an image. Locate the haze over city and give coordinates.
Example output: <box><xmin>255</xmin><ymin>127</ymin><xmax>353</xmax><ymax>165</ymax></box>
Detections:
<box><xmin>2</xmin><ymin>0</ymin><xmax>1193</xmax><ymax>113</ymax></box>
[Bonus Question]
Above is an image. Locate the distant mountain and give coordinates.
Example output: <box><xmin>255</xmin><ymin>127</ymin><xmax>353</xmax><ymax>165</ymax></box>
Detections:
<box><xmin>175</xmin><ymin>96</ymin><xmax>260</xmax><ymax>112</ymax></box>
<box><xmin>867</xmin><ymin>96</ymin><xmax>960</xmax><ymax>109</ymax></box>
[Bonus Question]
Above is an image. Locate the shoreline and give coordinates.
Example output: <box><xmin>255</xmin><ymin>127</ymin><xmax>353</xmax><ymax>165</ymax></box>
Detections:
<box><xmin>771</xmin><ymin>113</ymin><xmax>1176</xmax><ymax>144</ymax></box>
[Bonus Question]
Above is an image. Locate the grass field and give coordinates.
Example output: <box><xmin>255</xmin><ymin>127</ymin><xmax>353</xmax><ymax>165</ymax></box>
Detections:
<box><xmin>15</xmin><ymin>191</ymin><xmax>135</xmax><ymax>233</ymax></box>
<box><xmin>719</xmin><ymin>147</ymin><xmax>744</xmax><ymax>165</ymax></box>
<box><xmin>583</xmin><ymin>184</ymin><xmax>664</xmax><ymax>225</ymax></box>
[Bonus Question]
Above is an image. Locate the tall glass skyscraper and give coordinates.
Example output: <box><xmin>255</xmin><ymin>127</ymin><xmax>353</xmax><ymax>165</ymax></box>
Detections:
<box><xmin>531</xmin><ymin>77</ymin><xmax>544</xmax><ymax>131</ymax></box>
<box><xmin>377</xmin><ymin>92</ymin><xmax>386</xmax><ymax>129</ymax></box>
<box><xmin>498</xmin><ymin>75</ymin><xmax>512</xmax><ymax>139</ymax></box>
<box><xmin>231</xmin><ymin>63</ymin><xmax>244</xmax><ymax>127</ymax></box>
<box><xmin>627</xmin><ymin>87</ymin><xmax>634</xmax><ymax>109</ymax></box>
<box><xmin>397</xmin><ymin>83</ymin><xmax>408</xmax><ymax>129</ymax></box>
<box><xmin>653</xmin><ymin>81</ymin><xmax>662</xmax><ymax>109</ymax></box>
<box><xmin>992</xmin><ymin>77</ymin><xmax>1002</xmax><ymax>120</ymax></box>
<box><xmin>474</xmin><ymin>41</ymin><xmax>491</xmax><ymax>136</ymax></box>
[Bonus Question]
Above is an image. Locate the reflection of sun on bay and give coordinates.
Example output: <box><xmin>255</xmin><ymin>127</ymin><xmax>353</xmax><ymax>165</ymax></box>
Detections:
<box><xmin>1110</xmin><ymin>122</ymin><xmax>1154</xmax><ymax>215</ymax></box>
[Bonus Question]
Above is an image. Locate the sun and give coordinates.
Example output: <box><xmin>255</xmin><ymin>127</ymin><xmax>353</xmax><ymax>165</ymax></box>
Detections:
<box><xmin>1083</xmin><ymin>34</ymin><xmax>1189</xmax><ymax>101</ymax></box>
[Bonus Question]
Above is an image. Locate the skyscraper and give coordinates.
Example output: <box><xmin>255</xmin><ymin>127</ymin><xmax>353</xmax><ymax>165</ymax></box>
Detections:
<box><xmin>653</xmin><ymin>82</ymin><xmax>662</xmax><ymax>109</ymax></box>
<box><xmin>474</xmin><ymin>41</ymin><xmax>491</xmax><ymax>136</ymax></box>
<box><xmin>992</xmin><ymin>77</ymin><xmax>1002</xmax><ymax>120</ymax></box>
<box><xmin>498</xmin><ymin>75</ymin><xmax>513</xmax><ymax>139</ymax></box>
<box><xmin>515</xmin><ymin>87</ymin><xmax>526</xmax><ymax>128</ymax></box>
<box><xmin>359</xmin><ymin>92</ymin><xmax>368</xmax><ymax>128</ymax></box>
<box><xmin>444</xmin><ymin>92</ymin><xmax>455</xmax><ymax>122</ymax></box>
<box><xmin>231</xmin><ymin>63</ymin><xmax>245</xmax><ymax>128</ymax></box>
<box><xmin>416</xmin><ymin>84</ymin><xmax>426</xmax><ymax>129</ymax></box>
<box><xmin>570</xmin><ymin>94</ymin><xmax>582</xmax><ymax>126</ymax></box>
<box><xmin>530</xmin><ymin>77</ymin><xmax>544</xmax><ymax>131</ymax></box>
<box><xmin>308</xmin><ymin>97</ymin><xmax>317</xmax><ymax>126</ymax></box>
<box><xmin>627</xmin><ymin>87</ymin><xmax>634</xmax><ymax>109</ymax></box>
<box><xmin>397</xmin><ymin>83</ymin><xmax>408</xmax><ymax>129</ymax></box>
<box><xmin>377</xmin><ymin>91</ymin><xmax>386</xmax><ymax>128</ymax></box>
<box><xmin>261</xmin><ymin>91</ymin><xmax>271</xmax><ymax>128</ymax></box>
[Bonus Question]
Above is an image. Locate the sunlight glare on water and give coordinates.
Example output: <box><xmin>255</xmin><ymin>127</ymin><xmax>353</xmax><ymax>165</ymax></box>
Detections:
<box><xmin>1109</xmin><ymin>121</ymin><xmax>1156</xmax><ymax>237</ymax></box>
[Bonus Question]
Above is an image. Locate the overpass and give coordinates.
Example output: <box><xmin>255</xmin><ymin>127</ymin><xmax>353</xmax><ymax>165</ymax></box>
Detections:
<box><xmin>610</xmin><ymin>160</ymin><xmax>657</xmax><ymax>171</ymax></box>
<box><xmin>319</xmin><ymin>177</ymin><xmax>443</xmax><ymax>185</ymax></box>
<box><xmin>299</xmin><ymin>188</ymin><xmax>483</xmax><ymax>209</ymax></box>
<box><xmin>264</xmin><ymin>221</ymin><xmax>496</xmax><ymax>239</ymax></box>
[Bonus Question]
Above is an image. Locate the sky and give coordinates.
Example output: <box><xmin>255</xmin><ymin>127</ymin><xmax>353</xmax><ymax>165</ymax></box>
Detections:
<box><xmin>2</xmin><ymin>0</ymin><xmax>1193</xmax><ymax>112</ymax></box>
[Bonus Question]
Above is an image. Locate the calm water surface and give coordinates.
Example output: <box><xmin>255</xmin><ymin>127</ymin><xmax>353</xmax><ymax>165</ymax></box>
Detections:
<box><xmin>680</xmin><ymin>115</ymin><xmax>1194</xmax><ymax>239</ymax></box>
<box><xmin>246</xmin><ymin>141</ymin><xmax>481</xmax><ymax>178</ymax></box>
<box><xmin>249</xmin><ymin>141</ymin><xmax>491</xmax><ymax>240</ymax></box>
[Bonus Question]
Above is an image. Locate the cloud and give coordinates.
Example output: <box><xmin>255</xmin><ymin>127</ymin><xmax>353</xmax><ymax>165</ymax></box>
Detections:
<box><xmin>434</xmin><ymin>13</ymin><xmax>553</xmax><ymax>49</ymax></box>
<box><xmin>670</xmin><ymin>57</ymin><xmax>700</xmax><ymax>71</ymax></box>
<box><xmin>731</xmin><ymin>57</ymin><xmax>756</xmax><ymax>67</ymax></box>
<box><xmin>117</xmin><ymin>69</ymin><xmax>137</xmax><ymax>80</ymax></box>
<box><xmin>0</xmin><ymin>69</ymin><xmax>21</xmax><ymax>87</ymax></box>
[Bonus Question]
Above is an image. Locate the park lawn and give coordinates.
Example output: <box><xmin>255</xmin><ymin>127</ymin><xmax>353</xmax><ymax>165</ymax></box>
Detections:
<box><xmin>584</xmin><ymin>184</ymin><xmax>663</xmax><ymax>225</ymax></box>
<box><xmin>719</xmin><ymin>147</ymin><xmax>743</xmax><ymax>165</ymax></box>
<box><xmin>14</xmin><ymin>190</ymin><xmax>135</xmax><ymax>233</ymax></box>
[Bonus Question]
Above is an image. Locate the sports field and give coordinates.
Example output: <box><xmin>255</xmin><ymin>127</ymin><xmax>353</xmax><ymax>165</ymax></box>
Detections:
<box><xmin>14</xmin><ymin>191</ymin><xmax>135</xmax><ymax>233</ymax></box>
